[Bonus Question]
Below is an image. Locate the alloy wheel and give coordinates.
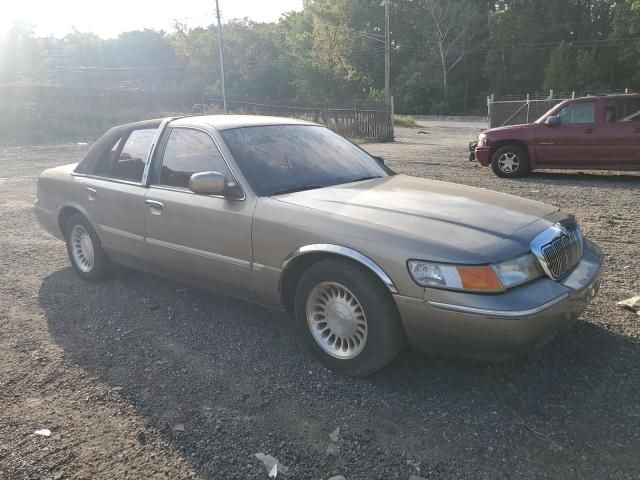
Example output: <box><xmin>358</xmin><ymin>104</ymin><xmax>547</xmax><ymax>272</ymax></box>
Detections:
<box><xmin>498</xmin><ymin>152</ymin><xmax>520</xmax><ymax>173</ymax></box>
<box><xmin>306</xmin><ymin>281</ymin><xmax>368</xmax><ymax>359</ymax></box>
<box><xmin>70</xmin><ymin>224</ymin><xmax>95</xmax><ymax>273</ymax></box>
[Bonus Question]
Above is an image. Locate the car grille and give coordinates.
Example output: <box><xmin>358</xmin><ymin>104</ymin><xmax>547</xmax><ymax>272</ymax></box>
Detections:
<box><xmin>531</xmin><ymin>220</ymin><xmax>583</xmax><ymax>280</ymax></box>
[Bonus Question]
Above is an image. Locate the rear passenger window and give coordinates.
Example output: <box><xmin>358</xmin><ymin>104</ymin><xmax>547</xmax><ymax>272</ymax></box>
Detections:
<box><xmin>155</xmin><ymin>128</ymin><xmax>229</xmax><ymax>189</ymax></box>
<box><xmin>605</xmin><ymin>99</ymin><xmax>640</xmax><ymax>123</ymax></box>
<box><xmin>110</xmin><ymin>129</ymin><xmax>156</xmax><ymax>182</ymax></box>
<box><xmin>89</xmin><ymin>128</ymin><xmax>155</xmax><ymax>182</ymax></box>
<box><xmin>93</xmin><ymin>136</ymin><xmax>124</xmax><ymax>177</ymax></box>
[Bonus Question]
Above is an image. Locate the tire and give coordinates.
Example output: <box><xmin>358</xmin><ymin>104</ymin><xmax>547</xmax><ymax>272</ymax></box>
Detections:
<box><xmin>294</xmin><ymin>259</ymin><xmax>405</xmax><ymax>377</ymax></box>
<box><xmin>64</xmin><ymin>213</ymin><xmax>111</xmax><ymax>281</ymax></box>
<box><xmin>490</xmin><ymin>144</ymin><xmax>530</xmax><ymax>178</ymax></box>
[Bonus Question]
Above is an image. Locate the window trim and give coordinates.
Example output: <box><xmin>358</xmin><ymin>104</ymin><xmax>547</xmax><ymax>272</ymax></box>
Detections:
<box><xmin>71</xmin><ymin>171</ymin><xmax>146</xmax><ymax>187</ymax></box>
<box><xmin>149</xmin><ymin>125</ymin><xmax>246</xmax><ymax>201</ymax></box>
<box><xmin>141</xmin><ymin>117</ymin><xmax>172</xmax><ymax>185</ymax></box>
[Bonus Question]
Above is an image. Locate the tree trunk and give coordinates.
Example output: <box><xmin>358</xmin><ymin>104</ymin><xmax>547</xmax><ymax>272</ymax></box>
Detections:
<box><xmin>440</xmin><ymin>51</ymin><xmax>448</xmax><ymax>97</ymax></box>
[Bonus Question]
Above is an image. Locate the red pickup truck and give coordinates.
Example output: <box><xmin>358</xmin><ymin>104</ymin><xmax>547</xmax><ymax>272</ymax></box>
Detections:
<box><xmin>474</xmin><ymin>94</ymin><xmax>640</xmax><ymax>177</ymax></box>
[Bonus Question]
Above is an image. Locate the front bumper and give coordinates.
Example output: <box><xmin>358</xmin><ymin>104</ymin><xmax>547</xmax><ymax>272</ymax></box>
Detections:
<box><xmin>394</xmin><ymin>240</ymin><xmax>602</xmax><ymax>360</ymax></box>
<box><xmin>474</xmin><ymin>146</ymin><xmax>491</xmax><ymax>166</ymax></box>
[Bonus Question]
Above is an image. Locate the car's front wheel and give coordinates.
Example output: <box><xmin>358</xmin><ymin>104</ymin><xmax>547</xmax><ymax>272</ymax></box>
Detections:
<box><xmin>294</xmin><ymin>259</ymin><xmax>405</xmax><ymax>376</ymax></box>
<box><xmin>490</xmin><ymin>144</ymin><xmax>530</xmax><ymax>178</ymax></box>
<box><xmin>64</xmin><ymin>213</ymin><xmax>111</xmax><ymax>281</ymax></box>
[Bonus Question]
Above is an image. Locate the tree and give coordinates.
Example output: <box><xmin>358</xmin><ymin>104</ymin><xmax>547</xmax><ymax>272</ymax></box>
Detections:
<box><xmin>420</xmin><ymin>0</ymin><xmax>485</xmax><ymax>96</ymax></box>
<box><xmin>544</xmin><ymin>42</ymin><xmax>576</xmax><ymax>93</ymax></box>
<box><xmin>0</xmin><ymin>22</ymin><xmax>50</xmax><ymax>85</ymax></box>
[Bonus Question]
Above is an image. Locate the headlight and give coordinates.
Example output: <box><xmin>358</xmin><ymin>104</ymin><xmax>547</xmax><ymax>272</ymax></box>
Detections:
<box><xmin>407</xmin><ymin>260</ymin><xmax>504</xmax><ymax>292</ymax></box>
<box><xmin>407</xmin><ymin>254</ymin><xmax>542</xmax><ymax>292</ymax></box>
<box><xmin>493</xmin><ymin>254</ymin><xmax>543</xmax><ymax>288</ymax></box>
<box><xmin>477</xmin><ymin>133</ymin><xmax>487</xmax><ymax>147</ymax></box>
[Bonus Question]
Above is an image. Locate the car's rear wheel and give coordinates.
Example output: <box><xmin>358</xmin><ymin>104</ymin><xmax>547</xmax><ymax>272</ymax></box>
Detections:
<box><xmin>64</xmin><ymin>213</ymin><xmax>111</xmax><ymax>281</ymax></box>
<box><xmin>294</xmin><ymin>259</ymin><xmax>404</xmax><ymax>376</ymax></box>
<box><xmin>491</xmin><ymin>144</ymin><xmax>530</xmax><ymax>178</ymax></box>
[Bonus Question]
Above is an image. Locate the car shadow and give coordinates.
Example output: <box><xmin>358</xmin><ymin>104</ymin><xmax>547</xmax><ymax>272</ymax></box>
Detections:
<box><xmin>524</xmin><ymin>170</ymin><xmax>640</xmax><ymax>185</ymax></box>
<box><xmin>40</xmin><ymin>267</ymin><xmax>640</xmax><ymax>479</ymax></box>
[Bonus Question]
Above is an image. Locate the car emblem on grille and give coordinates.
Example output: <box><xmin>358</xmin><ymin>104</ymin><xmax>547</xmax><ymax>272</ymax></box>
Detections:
<box><xmin>530</xmin><ymin>220</ymin><xmax>583</xmax><ymax>280</ymax></box>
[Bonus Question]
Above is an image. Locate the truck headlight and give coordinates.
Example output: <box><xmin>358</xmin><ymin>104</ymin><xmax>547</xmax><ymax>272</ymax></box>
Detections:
<box><xmin>477</xmin><ymin>133</ymin><xmax>487</xmax><ymax>147</ymax></box>
<box><xmin>407</xmin><ymin>254</ymin><xmax>542</xmax><ymax>292</ymax></box>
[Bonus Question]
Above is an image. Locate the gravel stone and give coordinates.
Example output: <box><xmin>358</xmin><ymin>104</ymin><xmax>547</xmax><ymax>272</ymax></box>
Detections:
<box><xmin>0</xmin><ymin>125</ymin><xmax>638</xmax><ymax>479</ymax></box>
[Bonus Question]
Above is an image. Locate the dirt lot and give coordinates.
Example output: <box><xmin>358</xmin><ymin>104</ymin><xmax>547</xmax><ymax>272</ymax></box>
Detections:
<box><xmin>1</xmin><ymin>123</ymin><xmax>639</xmax><ymax>480</ymax></box>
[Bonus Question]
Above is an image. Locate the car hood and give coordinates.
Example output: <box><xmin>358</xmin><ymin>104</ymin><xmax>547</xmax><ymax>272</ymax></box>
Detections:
<box><xmin>272</xmin><ymin>175</ymin><xmax>559</xmax><ymax>258</ymax></box>
<box><xmin>485</xmin><ymin>123</ymin><xmax>531</xmax><ymax>134</ymax></box>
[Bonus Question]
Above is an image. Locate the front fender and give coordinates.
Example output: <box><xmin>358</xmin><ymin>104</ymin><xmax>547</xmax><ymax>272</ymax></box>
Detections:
<box><xmin>279</xmin><ymin>244</ymin><xmax>399</xmax><ymax>295</ymax></box>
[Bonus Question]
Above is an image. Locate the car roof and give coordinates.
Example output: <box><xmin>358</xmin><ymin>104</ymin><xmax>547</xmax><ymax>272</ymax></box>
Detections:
<box><xmin>169</xmin><ymin>115</ymin><xmax>319</xmax><ymax>130</ymax></box>
<box><xmin>571</xmin><ymin>93</ymin><xmax>639</xmax><ymax>102</ymax></box>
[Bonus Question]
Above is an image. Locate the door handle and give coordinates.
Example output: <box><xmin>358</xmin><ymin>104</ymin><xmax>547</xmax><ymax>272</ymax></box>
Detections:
<box><xmin>86</xmin><ymin>187</ymin><xmax>98</xmax><ymax>201</ymax></box>
<box><xmin>145</xmin><ymin>199</ymin><xmax>164</xmax><ymax>215</ymax></box>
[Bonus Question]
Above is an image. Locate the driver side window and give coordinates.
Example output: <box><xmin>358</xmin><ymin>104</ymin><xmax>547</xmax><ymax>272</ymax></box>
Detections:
<box><xmin>557</xmin><ymin>102</ymin><xmax>595</xmax><ymax>124</ymax></box>
<box><xmin>154</xmin><ymin>128</ymin><xmax>229</xmax><ymax>189</ymax></box>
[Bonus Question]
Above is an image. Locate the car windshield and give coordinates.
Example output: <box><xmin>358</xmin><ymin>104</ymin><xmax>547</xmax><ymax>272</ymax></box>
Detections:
<box><xmin>220</xmin><ymin>125</ymin><xmax>388</xmax><ymax>196</ymax></box>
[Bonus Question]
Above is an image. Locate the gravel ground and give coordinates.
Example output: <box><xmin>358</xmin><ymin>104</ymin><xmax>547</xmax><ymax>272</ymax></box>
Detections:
<box><xmin>1</xmin><ymin>125</ymin><xmax>639</xmax><ymax>480</ymax></box>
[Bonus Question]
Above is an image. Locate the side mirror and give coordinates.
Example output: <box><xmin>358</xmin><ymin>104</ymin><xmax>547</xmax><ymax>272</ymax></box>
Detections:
<box><xmin>373</xmin><ymin>155</ymin><xmax>385</xmax><ymax>165</ymax></box>
<box><xmin>545</xmin><ymin>115</ymin><xmax>561</xmax><ymax>126</ymax></box>
<box><xmin>189</xmin><ymin>171</ymin><xmax>227</xmax><ymax>195</ymax></box>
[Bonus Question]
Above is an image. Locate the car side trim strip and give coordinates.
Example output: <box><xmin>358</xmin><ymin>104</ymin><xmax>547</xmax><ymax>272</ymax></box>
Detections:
<box><xmin>99</xmin><ymin>224</ymin><xmax>145</xmax><ymax>242</ymax></box>
<box><xmin>427</xmin><ymin>292</ymin><xmax>569</xmax><ymax>319</ymax></box>
<box><xmin>146</xmin><ymin>237</ymin><xmax>250</xmax><ymax>268</ymax></box>
<box><xmin>280</xmin><ymin>244</ymin><xmax>398</xmax><ymax>294</ymax></box>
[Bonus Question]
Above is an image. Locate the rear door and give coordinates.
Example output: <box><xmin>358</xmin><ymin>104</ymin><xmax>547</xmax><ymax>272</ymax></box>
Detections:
<box><xmin>535</xmin><ymin>100</ymin><xmax>600</xmax><ymax>167</ymax></box>
<box><xmin>599</xmin><ymin>97</ymin><xmax>640</xmax><ymax>167</ymax></box>
<box><xmin>78</xmin><ymin>127</ymin><xmax>157</xmax><ymax>267</ymax></box>
<box><xmin>143</xmin><ymin>126</ymin><xmax>256</xmax><ymax>298</ymax></box>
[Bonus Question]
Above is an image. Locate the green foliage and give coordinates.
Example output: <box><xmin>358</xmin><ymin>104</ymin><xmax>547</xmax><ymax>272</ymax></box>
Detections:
<box><xmin>544</xmin><ymin>42</ymin><xmax>577</xmax><ymax>92</ymax></box>
<box><xmin>394</xmin><ymin>115</ymin><xmax>417</xmax><ymax>128</ymax></box>
<box><xmin>0</xmin><ymin>0</ymin><xmax>639</xmax><ymax>122</ymax></box>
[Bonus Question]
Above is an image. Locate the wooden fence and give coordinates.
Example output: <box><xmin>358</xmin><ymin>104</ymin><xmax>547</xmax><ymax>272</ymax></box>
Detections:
<box><xmin>205</xmin><ymin>97</ymin><xmax>394</xmax><ymax>142</ymax></box>
<box><xmin>0</xmin><ymin>85</ymin><xmax>393</xmax><ymax>144</ymax></box>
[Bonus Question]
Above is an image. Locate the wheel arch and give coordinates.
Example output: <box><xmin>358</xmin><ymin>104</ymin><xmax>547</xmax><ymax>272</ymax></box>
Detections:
<box><xmin>58</xmin><ymin>203</ymin><xmax>95</xmax><ymax>238</ymax></box>
<box><xmin>278</xmin><ymin>244</ymin><xmax>398</xmax><ymax>313</ymax></box>
<box><xmin>490</xmin><ymin>139</ymin><xmax>531</xmax><ymax>161</ymax></box>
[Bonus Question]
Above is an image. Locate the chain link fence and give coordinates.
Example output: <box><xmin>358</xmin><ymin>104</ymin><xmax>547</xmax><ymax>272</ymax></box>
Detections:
<box><xmin>487</xmin><ymin>89</ymin><xmax>633</xmax><ymax>128</ymax></box>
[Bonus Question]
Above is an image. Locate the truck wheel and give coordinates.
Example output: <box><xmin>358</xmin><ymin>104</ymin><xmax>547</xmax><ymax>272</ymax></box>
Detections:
<box><xmin>294</xmin><ymin>259</ymin><xmax>405</xmax><ymax>377</ymax></box>
<box><xmin>491</xmin><ymin>145</ymin><xmax>530</xmax><ymax>178</ymax></box>
<box><xmin>64</xmin><ymin>213</ymin><xmax>111</xmax><ymax>281</ymax></box>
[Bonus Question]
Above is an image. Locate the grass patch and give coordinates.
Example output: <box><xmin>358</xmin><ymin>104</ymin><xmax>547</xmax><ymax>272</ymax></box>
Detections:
<box><xmin>394</xmin><ymin>115</ymin><xmax>418</xmax><ymax>128</ymax></box>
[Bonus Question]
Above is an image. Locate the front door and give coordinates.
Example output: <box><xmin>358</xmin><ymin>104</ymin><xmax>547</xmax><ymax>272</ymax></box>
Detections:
<box><xmin>535</xmin><ymin>100</ymin><xmax>600</xmax><ymax>167</ymax></box>
<box><xmin>79</xmin><ymin>127</ymin><xmax>157</xmax><ymax>267</ymax></box>
<box><xmin>144</xmin><ymin>127</ymin><xmax>255</xmax><ymax>299</ymax></box>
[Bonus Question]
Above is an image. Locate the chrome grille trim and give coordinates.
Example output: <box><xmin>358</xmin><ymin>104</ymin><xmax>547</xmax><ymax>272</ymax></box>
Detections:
<box><xmin>530</xmin><ymin>219</ymin><xmax>583</xmax><ymax>280</ymax></box>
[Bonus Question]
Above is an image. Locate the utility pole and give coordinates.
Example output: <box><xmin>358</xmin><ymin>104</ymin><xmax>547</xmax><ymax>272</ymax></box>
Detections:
<box><xmin>215</xmin><ymin>0</ymin><xmax>228</xmax><ymax>113</ymax></box>
<box><xmin>384</xmin><ymin>0</ymin><xmax>390</xmax><ymax>104</ymax></box>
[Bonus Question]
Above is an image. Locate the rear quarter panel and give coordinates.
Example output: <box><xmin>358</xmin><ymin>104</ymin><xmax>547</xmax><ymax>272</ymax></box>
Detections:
<box><xmin>36</xmin><ymin>164</ymin><xmax>91</xmax><ymax>238</ymax></box>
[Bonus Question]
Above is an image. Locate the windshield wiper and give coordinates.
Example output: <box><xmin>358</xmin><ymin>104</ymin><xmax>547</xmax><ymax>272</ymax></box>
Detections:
<box><xmin>270</xmin><ymin>184</ymin><xmax>324</xmax><ymax>196</ymax></box>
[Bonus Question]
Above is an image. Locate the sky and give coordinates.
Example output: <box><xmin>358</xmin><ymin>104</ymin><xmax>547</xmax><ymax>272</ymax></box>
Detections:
<box><xmin>0</xmin><ymin>0</ymin><xmax>304</xmax><ymax>38</ymax></box>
